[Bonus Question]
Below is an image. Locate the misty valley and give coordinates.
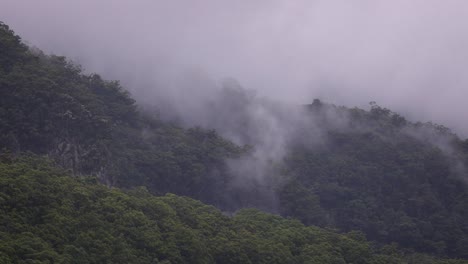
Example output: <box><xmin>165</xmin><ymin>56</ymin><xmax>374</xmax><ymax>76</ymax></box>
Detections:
<box><xmin>1</xmin><ymin>20</ymin><xmax>468</xmax><ymax>264</ymax></box>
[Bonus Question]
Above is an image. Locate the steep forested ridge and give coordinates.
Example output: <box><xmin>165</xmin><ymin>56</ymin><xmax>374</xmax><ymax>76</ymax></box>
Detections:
<box><xmin>0</xmin><ymin>22</ymin><xmax>244</xmax><ymax>209</ymax></box>
<box><xmin>1</xmin><ymin>21</ymin><xmax>468</xmax><ymax>263</ymax></box>
<box><xmin>277</xmin><ymin>101</ymin><xmax>468</xmax><ymax>258</ymax></box>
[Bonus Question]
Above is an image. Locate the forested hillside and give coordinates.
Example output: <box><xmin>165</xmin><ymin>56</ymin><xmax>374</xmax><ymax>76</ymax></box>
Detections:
<box><xmin>1</xmin><ymin>154</ymin><xmax>467</xmax><ymax>264</ymax></box>
<box><xmin>277</xmin><ymin>101</ymin><xmax>468</xmax><ymax>258</ymax></box>
<box><xmin>0</xmin><ymin>22</ymin><xmax>245</xmax><ymax>209</ymax></box>
<box><xmin>1</xmin><ymin>21</ymin><xmax>468</xmax><ymax>262</ymax></box>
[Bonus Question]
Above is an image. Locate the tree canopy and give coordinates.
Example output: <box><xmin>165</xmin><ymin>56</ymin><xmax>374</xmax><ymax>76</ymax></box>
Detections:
<box><xmin>1</xmin><ymin>21</ymin><xmax>467</xmax><ymax>262</ymax></box>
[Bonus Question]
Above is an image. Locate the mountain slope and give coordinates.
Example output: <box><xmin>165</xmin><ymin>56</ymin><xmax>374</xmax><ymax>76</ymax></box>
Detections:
<box><xmin>277</xmin><ymin>101</ymin><xmax>468</xmax><ymax>257</ymax></box>
<box><xmin>1</xmin><ymin>154</ymin><xmax>467</xmax><ymax>264</ymax></box>
<box><xmin>0</xmin><ymin>22</ymin><xmax>244</xmax><ymax>209</ymax></box>
<box><xmin>1</xmin><ymin>21</ymin><xmax>468</xmax><ymax>261</ymax></box>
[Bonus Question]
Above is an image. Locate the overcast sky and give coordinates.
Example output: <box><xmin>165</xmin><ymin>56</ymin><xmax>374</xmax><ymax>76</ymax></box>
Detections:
<box><xmin>2</xmin><ymin>0</ymin><xmax>468</xmax><ymax>137</ymax></box>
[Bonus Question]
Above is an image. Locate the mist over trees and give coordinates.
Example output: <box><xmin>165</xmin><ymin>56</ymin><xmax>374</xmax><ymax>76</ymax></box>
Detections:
<box><xmin>3</xmin><ymin>1</ymin><xmax>468</xmax><ymax>136</ymax></box>
<box><xmin>1</xmin><ymin>11</ymin><xmax>468</xmax><ymax>264</ymax></box>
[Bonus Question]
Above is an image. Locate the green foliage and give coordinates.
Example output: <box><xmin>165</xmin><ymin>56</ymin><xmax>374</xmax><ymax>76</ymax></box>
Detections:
<box><xmin>1</xmin><ymin>22</ymin><xmax>468</xmax><ymax>262</ymax></box>
<box><xmin>2</xmin><ymin>155</ymin><xmax>466</xmax><ymax>263</ymax></box>
<box><xmin>0</xmin><ymin>22</ymin><xmax>243</xmax><ymax>209</ymax></box>
<box><xmin>0</xmin><ymin>22</ymin><xmax>28</xmax><ymax>73</ymax></box>
<box><xmin>279</xmin><ymin>102</ymin><xmax>468</xmax><ymax>258</ymax></box>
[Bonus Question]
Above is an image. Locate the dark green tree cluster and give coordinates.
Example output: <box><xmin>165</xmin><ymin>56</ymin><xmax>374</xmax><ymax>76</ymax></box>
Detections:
<box><xmin>0</xmin><ymin>22</ymin><xmax>244</xmax><ymax>208</ymax></box>
<box><xmin>1</xmin><ymin>155</ymin><xmax>466</xmax><ymax>264</ymax></box>
<box><xmin>278</xmin><ymin>101</ymin><xmax>468</xmax><ymax>258</ymax></box>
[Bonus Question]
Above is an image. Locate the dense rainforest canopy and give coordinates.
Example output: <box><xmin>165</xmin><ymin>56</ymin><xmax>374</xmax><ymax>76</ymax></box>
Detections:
<box><xmin>2</xmin><ymin>154</ymin><xmax>466</xmax><ymax>264</ymax></box>
<box><xmin>1</xmin><ymin>21</ymin><xmax>467</xmax><ymax>263</ymax></box>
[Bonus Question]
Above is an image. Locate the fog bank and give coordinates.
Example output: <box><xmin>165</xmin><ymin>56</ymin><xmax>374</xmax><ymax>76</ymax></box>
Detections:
<box><xmin>1</xmin><ymin>0</ymin><xmax>468</xmax><ymax>136</ymax></box>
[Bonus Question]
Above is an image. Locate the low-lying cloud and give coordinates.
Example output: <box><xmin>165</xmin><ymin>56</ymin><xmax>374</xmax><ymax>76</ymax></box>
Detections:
<box><xmin>2</xmin><ymin>0</ymin><xmax>468</xmax><ymax>137</ymax></box>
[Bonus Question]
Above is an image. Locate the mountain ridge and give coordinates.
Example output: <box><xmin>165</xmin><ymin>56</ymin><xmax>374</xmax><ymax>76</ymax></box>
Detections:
<box><xmin>1</xmin><ymin>21</ymin><xmax>467</xmax><ymax>261</ymax></box>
